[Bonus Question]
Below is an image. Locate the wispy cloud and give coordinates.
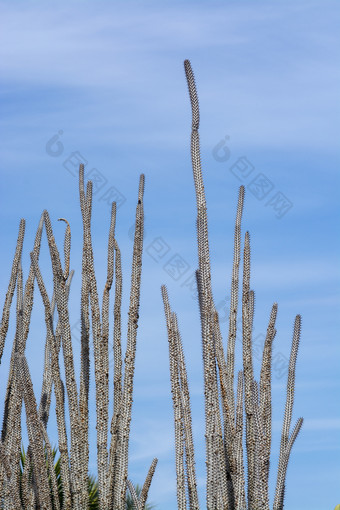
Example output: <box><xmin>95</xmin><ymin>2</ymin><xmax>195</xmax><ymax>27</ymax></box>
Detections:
<box><xmin>1</xmin><ymin>2</ymin><xmax>339</xmax><ymax>150</ymax></box>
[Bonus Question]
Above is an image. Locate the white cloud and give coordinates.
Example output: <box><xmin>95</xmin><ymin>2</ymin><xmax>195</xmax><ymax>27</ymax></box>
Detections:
<box><xmin>1</xmin><ymin>2</ymin><xmax>339</xmax><ymax>151</ymax></box>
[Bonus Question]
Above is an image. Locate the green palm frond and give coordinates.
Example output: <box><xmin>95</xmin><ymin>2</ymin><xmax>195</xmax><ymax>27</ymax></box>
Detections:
<box><xmin>19</xmin><ymin>444</ymin><xmax>155</xmax><ymax>509</ymax></box>
<box><xmin>87</xmin><ymin>473</ymin><xmax>99</xmax><ymax>509</ymax></box>
<box><xmin>19</xmin><ymin>443</ymin><xmax>98</xmax><ymax>509</ymax></box>
<box><xmin>125</xmin><ymin>483</ymin><xmax>156</xmax><ymax>510</ymax></box>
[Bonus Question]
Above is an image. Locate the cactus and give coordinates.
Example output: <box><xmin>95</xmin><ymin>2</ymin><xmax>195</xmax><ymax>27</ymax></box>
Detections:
<box><xmin>0</xmin><ymin>167</ymin><xmax>157</xmax><ymax>509</ymax></box>
<box><xmin>0</xmin><ymin>58</ymin><xmax>304</xmax><ymax>509</ymax></box>
<box><xmin>161</xmin><ymin>59</ymin><xmax>303</xmax><ymax>510</ymax></box>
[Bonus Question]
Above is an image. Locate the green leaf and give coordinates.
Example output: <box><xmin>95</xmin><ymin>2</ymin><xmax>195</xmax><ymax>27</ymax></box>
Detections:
<box><xmin>19</xmin><ymin>444</ymin><xmax>156</xmax><ymax>509</ymax></box>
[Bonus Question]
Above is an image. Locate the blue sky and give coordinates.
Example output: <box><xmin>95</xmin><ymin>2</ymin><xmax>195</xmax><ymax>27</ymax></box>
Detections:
<box><xmin>0</xmin><ymin>1</ymin><xmax>339</xmax><ymax>508</ymax></box>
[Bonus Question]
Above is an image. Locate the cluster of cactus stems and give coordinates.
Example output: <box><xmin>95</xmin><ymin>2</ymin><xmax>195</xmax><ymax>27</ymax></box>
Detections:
<box><xmin>0</xmin><ymin>59</ymin><xmax>303</xmax><ymax>510</ymax></box>
<box><xmin>0</xmin><ymin>165</ymin><xmax>157</xmax><ymax>509</ymax></box>
<box><xmin>161</xmin><ymin>60</ymin><xmax>303</xmax><ymax>510</ymax></box>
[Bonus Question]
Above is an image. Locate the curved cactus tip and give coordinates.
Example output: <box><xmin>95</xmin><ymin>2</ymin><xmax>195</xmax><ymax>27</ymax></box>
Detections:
<box><xmin>334</xmin><ymin>505</ymin><xmax>340</xmax><ymax>510</ymax></box>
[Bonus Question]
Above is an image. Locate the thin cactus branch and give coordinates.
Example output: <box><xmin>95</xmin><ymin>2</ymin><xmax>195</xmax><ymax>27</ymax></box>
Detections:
<box><xmin>15</xmin><ymin>349</ymin><xmax>52</xmax><ymax>509</ymax></box>
<box><xmin>22</xmin><ymin>213</ymin><xmax>44</xmax><ymax>346</ymax></box>
<box><xmin>274</xmin><ymin>315</ymin><xmax>303</xmax><ymax>510</ymax></box>
<box><xmin>99</xmin><ymin>200</ymin><xmax>116</xmax><ymax>506</ymax></box>
<box><xmin>2</xmin><ymin>262</ymin><xmax>25</xmax><ymax>510</ymax></box>
<box><xmin>241</xmin><ymin>231</ymin><xmax>255</xmax><ymax>508</ymax></box>
<box><xmin>172</xmin><ymin>312</ymin><xmax>200</xmax><ymax>510</ymax></box>
<box><xmin>161</xmin><ymin>286</ymin><xmax>186</xmax><ymax>510</ymax></box>
<box><xmin>58</xmin><ymin>217</ymin><xmax>71</xmax><ymax>280</ymax></box>
<box><xmin>107</xmin><ymin>236</ymin><xmax>123</xmax><ymax>505</ymax></box>
<box><xmin>44</xmin><ymin>208</ymin><xmax>87</xmax><ymax>509</ymax></box>
<box><xmin>234</xmin><ymin>371</ymin><xmax>246</xmax><ymax>510</ymax></box>
<box><xmin>251</xmin><ymin>379</ymin><xmax>269</xmax><ymax>510</ymax></box>
<box><xmin>184</xmin><ymin>58</ymin><xmax>227</xmax><ymax>510</ymax></box>
<box><xmin>38</xmin><ymin>270</ymin><xmax>74</xmax><ymax>430</ymax></box>
<box><xmin>79</xmin><ymin>167</ymin><xmax>109</xmax><ymax>509</ymax></box>
<box><xmin>213</xmin><ymin>310</ymin><xmax>235</xmax><ymax>508</ymax></box>
<box><xmin>259</xmin><ymin>302</ymin><xmax>278</xmax><ymax>490</ymax></box>
<box><xmin>112</xmin><ymin>236</ymin><xmax>123</xmax><ymax>429</ymax></box>
<box><xmin>0</xmin><ymin>219</ymin><xmax>25</xmax><ymax>363</ymax></box>
<box><xmin>22</xmin><ymin>444</ymin><xmax>36</xmax><ymax>509</ymax></box>
<box><xmin>274</xmin><ymin>417</ymin><xmax>304</xmax><ymax>510</ymax></box>
<box><xmin>30</xmin><ymin>250</ymin><xmax>72</xmax><ymax>509</ymax></box>
<box><xmin>79</xmin><ymin>163</ymin><xmax>91</xmax><ymax>509</ymax></box>
<box><xmin>139</xmin><ymin>457</ymin><xmax>158</xmax><ymax>510</ymax></box>
<box><xmin>39</xmin><ymin>423</ymin><xmax>61</xmax><ymax>510</ymax></box>
<box><xmin>0</xmin><ymin>442</ymin><xmax>11</xmax><ymax>480</ymax></box>
<box><xmin>113</xmin><ymin>174</ymin><xmax>146</xmax><ymax>510</ymax></box>
<box><xmin>126</xmin><ymin>479</ymin><xmax>142</xmax><ymax>510</ymax></box>
<box><xmin>226</xmin><ymin>185</ymin><xmax>244</xmax><ymax>420</ymax></box>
